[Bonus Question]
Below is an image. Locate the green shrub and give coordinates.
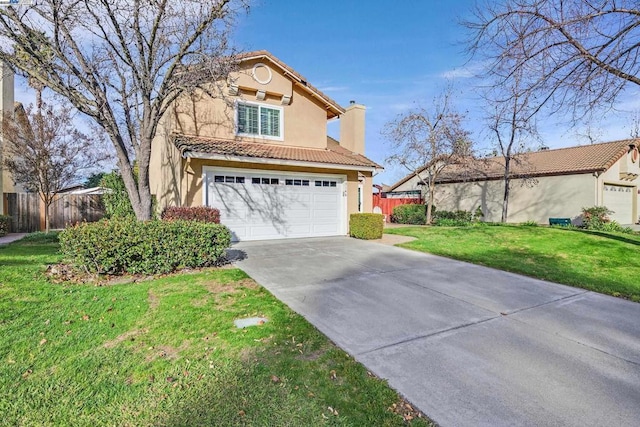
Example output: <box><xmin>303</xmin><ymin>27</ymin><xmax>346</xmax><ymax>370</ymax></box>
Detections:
<box><xmin>0</xmin><ymin>215</ymin><xmax>11</xmax><ymax>236</ymax></box>
<box><xmin>391</xmin><ymin>204</ymin><xmax>426</xmax><ymax>225</ymax></box>
<box><xmin>580</xmin><ymin>206</ymin><xmax>633</xmax><ymax>234</ymax></box>
<box><xmin>581</xmin><ymin>206</ymin><xmax>612</xmax><ymax>230</ymax></box>
<box><xmin>60</xmin><ymin>219</ymin><xmax>231</xmax><ymax>275</ymax></box>
<box><xmin>100</xmin><ymin>172</ymin><xmax>135</xmax><ymax>219</ymax></box>
<box><xmin>433</xmin><ymin>209</ymin><xmax>473</xmax><ymax>226</ymax></box>
<box><xmin>350</xmin><ymin>213</ymin><xmax>384</xmax><ymax>240</ymax></box>
<box><xmin>161</xmin><ymin>206</ymin><xmax>220</xmax><ymax>223</ymax></box>
<box><xmin>521</xmin><ymin>220</ymin><xmax>539</xmax><ymax>227</ymax></box>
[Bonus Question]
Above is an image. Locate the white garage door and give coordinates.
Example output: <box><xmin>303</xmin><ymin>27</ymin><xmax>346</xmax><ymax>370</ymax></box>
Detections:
<box><xmin>603</xmin><ymin>184</ymin><xmax>634</xmax><ymax>224</ymax></box>
<box><xmin>204</xmin><ymin>168</ymin><xmax>346</xmax><ymax>241</ymax></box>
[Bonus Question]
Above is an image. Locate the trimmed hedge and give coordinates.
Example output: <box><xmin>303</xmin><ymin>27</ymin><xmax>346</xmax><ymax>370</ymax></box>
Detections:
<box><xmin>350</xmin><ymin>213</ymin><xmax>384</xmax><ymax>240</ymax></box>
<box><xmin>392</xmin><ymin>204</ymin><xmax>426</xmax><ymax>225</ymax></box>
<box><xmin>0</xmin><ymin>215</ymin><xmax>11</xmax><ymax>236</ymax></box>
<box><xmin>161</xmin><ymin>206</ymin><xmax>221</xmax><ymax>223</ymax></box>
<box><xmin>60</xmin><ymin>219</ymin><xmax>231</xmax><ymax>275</ymax></box>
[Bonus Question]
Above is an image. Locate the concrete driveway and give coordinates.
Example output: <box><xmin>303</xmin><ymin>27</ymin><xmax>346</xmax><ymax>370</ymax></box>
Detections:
<box><xmin>233</xmin><ymin>236</ymin><xmax>640</xmax><ymax>427</ymax></box>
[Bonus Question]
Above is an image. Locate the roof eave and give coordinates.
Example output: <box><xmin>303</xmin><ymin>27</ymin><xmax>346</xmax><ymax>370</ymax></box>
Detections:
<box><xmin>183</xmin><ymin>150</ymin><xmax>377</xmax><ymax>173</ymax></box>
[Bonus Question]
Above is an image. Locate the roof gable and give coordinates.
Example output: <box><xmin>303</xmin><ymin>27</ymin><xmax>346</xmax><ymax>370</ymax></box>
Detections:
<box><xmin>236</xmin><ymin>51</ymin><xmax>344</xmax><ymax>119</ymax></box>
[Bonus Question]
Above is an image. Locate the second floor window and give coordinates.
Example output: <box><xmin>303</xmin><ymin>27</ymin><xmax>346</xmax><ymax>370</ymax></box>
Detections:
<box><xmin>237</xmin><ymin>102</ymin><xmax>282</xmax><ymax>139</ymax></box>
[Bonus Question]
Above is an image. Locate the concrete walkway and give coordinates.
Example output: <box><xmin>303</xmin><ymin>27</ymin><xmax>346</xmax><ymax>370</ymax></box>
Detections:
<box><xmin>0</xmin><ymin>233</ymin><xmax>27</xmax><ymax>245</ymax></box>
<box><xmin>234</xmin><ymin>236</ymin><xmax>640</xmax><ymax>427</ymax></box>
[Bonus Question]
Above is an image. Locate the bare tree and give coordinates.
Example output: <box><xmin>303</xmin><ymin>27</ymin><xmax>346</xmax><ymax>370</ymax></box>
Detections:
<box><xmin>0</xmin><ymin>0</ymin><xmax>248</xmax><ymax>220</ymax></box>
<box><xmin>3</xmin><ymin>102</ymin><xmax>102</xmax><ymax>232</ymax></box>
<box><xmin>466</xmin><ymin>0</ymin><xmax>640</xmax><ymax>119</ymax></box>
<box><xmin>383</xmin><ymin>91</ymin><xmax>473</xmax><ymax>224</ymax></box>
<box><xmin>484</xmin><ymin>68</ymin><xmax>540</xmax><ymax>222</ymax></box>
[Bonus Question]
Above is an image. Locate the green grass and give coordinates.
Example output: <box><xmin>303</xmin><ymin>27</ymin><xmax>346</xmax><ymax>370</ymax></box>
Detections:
<box><xmin>0</xmin><ymin>234</ymin><xmax>431</xmax><ymax>426</ymax></box>
<box><xmin>386</xmin><ymin>224</ymin><xmax>640</xmax><ymax>301</ymax></box>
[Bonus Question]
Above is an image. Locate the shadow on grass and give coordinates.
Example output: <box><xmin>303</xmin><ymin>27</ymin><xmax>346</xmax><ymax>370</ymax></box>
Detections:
<box><xmin>401</xmin><ymin>241</ymin><xmax>640</xmax><ymax>300</ymax></box>
<box><xmin>562</xmin><ymin>228</ymin><xmax>640</xmax><ymax>247</ymax></box>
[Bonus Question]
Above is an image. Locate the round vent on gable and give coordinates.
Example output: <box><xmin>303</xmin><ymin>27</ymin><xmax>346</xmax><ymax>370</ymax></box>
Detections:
<box><xmin>252</xmin><ymin>63</ymin><xmax>272</xmax><ymax>85</ymax></box>
<box><xmin>631</xmin><ymin>147</ymin><xmax>639</xmax><ymax>163</ymax></box>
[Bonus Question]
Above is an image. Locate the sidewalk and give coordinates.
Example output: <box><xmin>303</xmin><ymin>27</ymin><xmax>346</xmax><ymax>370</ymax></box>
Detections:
<box><xmin>0</xmin><ymin>233</ymin><xmax>27</xmax><ymax>245</ymax></box>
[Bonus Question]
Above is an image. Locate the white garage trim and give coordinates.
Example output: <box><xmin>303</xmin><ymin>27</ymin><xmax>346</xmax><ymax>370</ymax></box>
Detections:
<box><xmin>202</xmin><ymin>166</ymin><xmax>347</xmax><ymax>241</ymax></box>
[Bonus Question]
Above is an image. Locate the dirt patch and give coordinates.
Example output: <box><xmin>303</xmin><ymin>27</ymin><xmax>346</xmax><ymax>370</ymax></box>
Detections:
<box><xmin>103</xmin><ymin>328</ymin><xmax>148</xmax><ymax>349</ymax></box>
<box><xmin>145</xmin><ymin>342</ymin><xmax>190</xmax><ymax>363</ymax></box>
<box><xmin>296</xmin><ymin>349</ymin><xmax>326</xmax><ymax>361</ymax></box>
<box><xmin>202</xmin><ymin>278</ymin><xmax>260</xmax><ymax>294</ymax></box>
<box><xmin>148</xmin><ymin>290</ymin><xmax>160</xmax><ymax>310</ymax></box>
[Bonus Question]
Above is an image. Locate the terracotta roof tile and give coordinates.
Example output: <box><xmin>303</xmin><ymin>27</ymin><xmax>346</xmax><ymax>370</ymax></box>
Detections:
<box><xmin>173</xmin><ymin>134</ymin><xmax>382</xmax><ymax>169</ymax></box>
<box><xmin>389</xmin><ymin>139</ymin><xmax>638</xmax><ymax>189</ymax></box>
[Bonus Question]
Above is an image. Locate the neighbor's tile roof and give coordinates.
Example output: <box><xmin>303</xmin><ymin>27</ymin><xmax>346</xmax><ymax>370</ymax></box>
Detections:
<box><xmin>389</xmin><ymin>139</ymin><xmax>637</xmax><ymax>190</ymax></box>
<box><xmin>174</xmin><ymin>134</ymin><xmax>382</xmax><ymax>169</ymax></box>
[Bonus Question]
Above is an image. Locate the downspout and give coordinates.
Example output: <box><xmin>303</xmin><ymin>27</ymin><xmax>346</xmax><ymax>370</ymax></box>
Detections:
<box><xmin>593</xmin><ymin>170</ymin><xmax>602</xmax><ymax>206</ymax></box>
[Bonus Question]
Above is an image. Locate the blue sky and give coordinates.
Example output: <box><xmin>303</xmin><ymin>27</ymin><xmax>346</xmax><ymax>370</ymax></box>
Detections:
<box><xmin>11</xmin><ymin>0</ymin><xmax>640</xmax><ymax>185</ymax></box>
<box><xmin>233</xmin><ymin>0</ymin><xmax>640</xmax><ymax>185</ymax></box>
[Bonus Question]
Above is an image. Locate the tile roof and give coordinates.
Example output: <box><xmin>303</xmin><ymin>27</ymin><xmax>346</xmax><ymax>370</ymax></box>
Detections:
<box><xmin>389</xmin><ymin>139</ymin><xmax>638</xmax><ymax>190</ymax></box>
<box><xmin>173</xmin><ymin>134</ymin><xmax>382</xmax><ymax>169</ymax></box>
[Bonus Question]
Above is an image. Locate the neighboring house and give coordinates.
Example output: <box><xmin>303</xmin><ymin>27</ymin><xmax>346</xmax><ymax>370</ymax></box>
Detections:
<box><xmin>150</xmin><ymin>51</ymin><xmax>381</xmax><ymax>241</ymax></box>
<box><xmin>388</xmin><ymin>140</ymin><xmax>640</xmax><ymax>225</ymax></box>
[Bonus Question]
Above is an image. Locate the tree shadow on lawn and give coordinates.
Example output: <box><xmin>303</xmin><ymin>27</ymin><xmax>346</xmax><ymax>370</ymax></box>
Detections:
<box><xmin>155</xmin><ymin>357</ymin><xmax>320</xmax><ymax>427</ymax></box>
<box><xmin>562</xmin><ymin>228</ymin><xmax>640</xmax><ymax>247</ymax></box>
<box><xmin>402</xmin><ymin>242</ymin><xmax>639</xmax><ymax>300</ymax></box>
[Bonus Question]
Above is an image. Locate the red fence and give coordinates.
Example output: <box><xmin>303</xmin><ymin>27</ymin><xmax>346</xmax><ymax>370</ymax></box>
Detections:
<box><xmin>372</xmin><ymin>194</ymin><xmax>422</xmax><ymax>221</ymax></box>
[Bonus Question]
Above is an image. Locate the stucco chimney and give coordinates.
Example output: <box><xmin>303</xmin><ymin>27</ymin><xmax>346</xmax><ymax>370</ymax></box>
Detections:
<box><xmin>1</xmin><ymin>61</ymin><xmax>15</xmax><ymax>211</ymax></box>
<box><xmin>339</xmin><ymin>101</ymin><xmax>366</xmax><ymax>155</ymax></box>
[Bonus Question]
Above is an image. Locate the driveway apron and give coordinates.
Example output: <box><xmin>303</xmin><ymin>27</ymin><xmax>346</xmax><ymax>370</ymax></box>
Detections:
<box><xmin>233</xmin><ymin>236</ymin><xmax>640</xmax><ymax>427</ymax></box>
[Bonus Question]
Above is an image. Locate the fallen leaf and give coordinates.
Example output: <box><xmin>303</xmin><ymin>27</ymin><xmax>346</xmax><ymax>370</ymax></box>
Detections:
<box><xmin>329</xmin><ymin>370</ymin><xmax>337</xmax><ymax>380</ymax></box>
<box><xmin>82</xmin><ymin>315</ymin><xmax>90</xmax><ymax>321</ymax></box>
<box><xmin>238</xmin><ymin>410</ymin><xmax>246</xmax><ymax>417</ymax></box>
<box><xmin>39</xmin><ymin>339</ymin><xmax>47</xmax><ymax>346</ymax></box>
<box><xmin>270</xmin><ymin>375</ymin><xmax>280</xmax><ymax>383</ymax></box>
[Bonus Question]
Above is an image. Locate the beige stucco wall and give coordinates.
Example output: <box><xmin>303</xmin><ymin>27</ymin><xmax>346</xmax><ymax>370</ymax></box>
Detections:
<box><xmin>171</xmin><ymin>59</ymin><xmax>328</xmax><ymax>149</ymax></box>
<box><xmin>598</xmin><ymin>147</ymin><xmax>640</xmax><ymax>222</ymax></box>
<box><xmin>149</xmin><ymin>56</ymin><xmax>377</xmax><ymax>229</ymax></box>
<box><xmin>433</xmin><ymin>174</ymin><xmax>595</xmax><ymax>223</ymax></box>
<box><xmin>395</xmin><ymin>172</ymin><xmax>597</xmax><ymax>223</ymax></box>
<box><xmin>393</xmin><ymin>149</ymin><xmax>640</xmax><ymax>224</ymax></box>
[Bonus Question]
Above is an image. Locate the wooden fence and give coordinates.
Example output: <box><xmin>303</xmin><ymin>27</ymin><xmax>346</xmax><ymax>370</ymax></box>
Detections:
<box><xmin>372</xmin><ymin>194</ymin><xmax>422</xmax><ymax>221</ymax></box>
<box><xmin>3</xmin><ymin>193</ymin><xmax>105</xmax><ymax>232</ymax></box>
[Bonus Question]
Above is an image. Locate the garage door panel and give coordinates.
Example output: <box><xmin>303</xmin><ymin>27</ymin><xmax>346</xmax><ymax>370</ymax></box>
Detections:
<box><xmin>206</xmin><ymin>169</ymin><xmax>344</xmax><ymax>241</ymax></box>
<box><xmin>603</xmin><ymin>184</ymin><xmax>634</xmax><ymax>224</ymax></box>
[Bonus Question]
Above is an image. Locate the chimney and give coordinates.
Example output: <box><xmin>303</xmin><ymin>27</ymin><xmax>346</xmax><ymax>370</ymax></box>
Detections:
<box><xmin>339</xmin><ymin>101</ymin><xmax>366</xmax><ymax>155</ymax></box>
<box><xmin>1</xmin><ymin>61</ymin><xmax>15</xmax><ymax>211</ymax></box>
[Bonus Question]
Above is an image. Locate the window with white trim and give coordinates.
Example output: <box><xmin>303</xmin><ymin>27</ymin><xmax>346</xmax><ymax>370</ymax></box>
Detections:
<box><xmin>237</xmin><ymin>102</ymin><xmax>283</xmax><ymax>139</ymax></box>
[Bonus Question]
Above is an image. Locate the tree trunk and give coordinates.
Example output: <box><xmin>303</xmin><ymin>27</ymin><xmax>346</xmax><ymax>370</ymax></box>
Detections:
<box><xmin>426</xmin><ymin>182</ymin><xmax>436</xmax><ymax>225</ymax></box>
<box><xmin>502</xmin><ymin>157</ymin><xmax>510</xmax><ymax>223</ymax></box>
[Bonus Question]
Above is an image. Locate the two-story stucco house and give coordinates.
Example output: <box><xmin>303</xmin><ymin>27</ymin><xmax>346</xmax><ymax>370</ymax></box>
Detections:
<box><xmin>150</xmin><ymin>51</ymin><xmax>381</xmax><ymax>241</ymax></box>
<box><xmin>388</xmin><ymin>140</ymin><xmax>640</xmax><ymax>225</ymax></box>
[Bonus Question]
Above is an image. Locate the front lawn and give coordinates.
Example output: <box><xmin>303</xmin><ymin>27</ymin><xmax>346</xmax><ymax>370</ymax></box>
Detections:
<box><xmin>0</xmin><ymin>234</ymin><xmax>430</xmax><ymax>426</ymax></box>
<box><xmin>386</xmin><ymin>225</ymin><xmax>640</xmax><ymax>301</ymax></box>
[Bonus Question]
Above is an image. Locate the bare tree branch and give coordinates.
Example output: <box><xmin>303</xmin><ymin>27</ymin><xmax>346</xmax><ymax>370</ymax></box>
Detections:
<box><xmin>382</xmin><ymin>90</ymin><xmax>474</xmax><ymax>224</ymax></box>
<box><xmin>0</xmin><ymin>0</ymin><xmax>248</xmax><ymax>220</ymax></box>
<box><xmin>3</xmin><ymin>101</ymin><xmax>106</xmax><ymax>232</ymax></box>
<box><xmin>466</xmin><ymin>0</ymin><xmax>640</xmax><ymax>119</ymax></box>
